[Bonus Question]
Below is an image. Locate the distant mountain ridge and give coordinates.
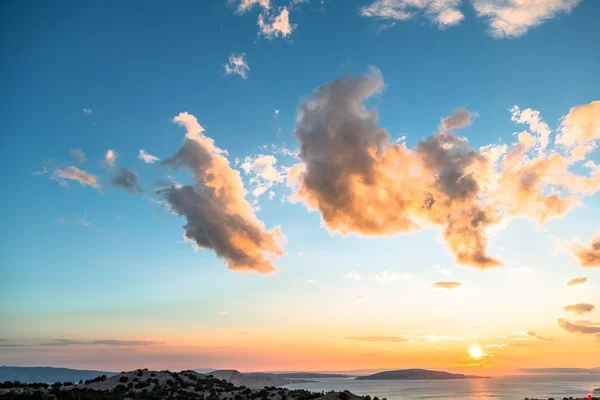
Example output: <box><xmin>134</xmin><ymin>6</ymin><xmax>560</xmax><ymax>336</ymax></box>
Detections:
<box><xmin>520</xmin><ymin>368</ymin><xmax>600</xmax><ymax>374</ymax></box>
<box><xmin>0</xmin><ymin>366</ymin><xmax>117</xmax><ymax>384</ymax></box>
<box><xmin>355</xmin><ymin>369</ymin><xmax>489</xmax><ymax>380</ymax></box>
<box><xmin>208</xmin><ymin>370</ymin><xmax>312</xmax><ymax>387</ymax></box>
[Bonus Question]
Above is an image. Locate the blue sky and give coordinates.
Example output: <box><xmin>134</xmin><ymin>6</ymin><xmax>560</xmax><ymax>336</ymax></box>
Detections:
<box><xmin>1</xmin><ymin>0</ymin><xmax>599</xmax><ymax>371</ymax></box>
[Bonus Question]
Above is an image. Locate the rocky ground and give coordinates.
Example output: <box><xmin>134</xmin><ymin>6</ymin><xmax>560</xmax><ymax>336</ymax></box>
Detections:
<box><xmin>0</xmin><ymin>369</ymin><xmax>368</xmax><ymax>400</ymax></box>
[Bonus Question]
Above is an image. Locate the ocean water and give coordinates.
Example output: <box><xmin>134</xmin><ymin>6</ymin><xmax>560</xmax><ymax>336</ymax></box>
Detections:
<box><xmin>282</xmin><ymin>374</ymin><xmax>600</xmax><ymax>400</ymax></box>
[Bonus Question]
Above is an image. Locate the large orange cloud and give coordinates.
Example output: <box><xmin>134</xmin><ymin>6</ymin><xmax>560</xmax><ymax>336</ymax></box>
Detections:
<box><xmin>161</xmin><ymin>112</ymin><xmax>285</xmax><ymax>274</ymax></box>
<box><xmin>288</xmin><ymin>69</ymin><xmax>600</xmax><ymax>269</ymax></box>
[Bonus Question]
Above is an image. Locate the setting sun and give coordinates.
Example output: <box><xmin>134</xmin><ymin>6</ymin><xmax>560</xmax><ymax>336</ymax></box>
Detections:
<box><xmin>469</xmin><ymin>345</ymin><xmax>484</xmax><ymax>359</ymax></box>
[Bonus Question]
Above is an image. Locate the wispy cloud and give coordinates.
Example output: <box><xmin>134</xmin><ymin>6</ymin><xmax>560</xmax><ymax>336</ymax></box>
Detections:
<box><xmin>1</xmin><ymin>339</ymin><xmax>163</xmax><ymax>347</ymax></box>
<box><xmin>431</xmin><ymin>281</ymin><xmax>462</xmax><ymax>290</ymax></box>
<box><xmin>234</xmin><ymin>0</ymin><xmax>270</xmax><ymax>14</ymax></box>
<box><xmin>69</xmin><ymin>148</ymin><xmax>86</xmax><ymax>164</ymax></box>
<box><xmin>375</xmin><ymin>271</ymin><xmax>412</xmax><ymax>281</ymax></box>
<box><xmin>31</xmin><ymin>166</ymin><xmax>48</xmax><ymax>176</ymax></box>
<box><xmin>360</xmin><ymin>0</ymin><xmax>464</xmax><ymax>29</ymax></box>
<box><xmin>558</xmin><ymin>318</ymin><xmax>600</xmax><ymax>335</ymax></box>
<box><xmin>345</xmin><ymin>272</ymin><xmax>362</xmax><ymax>281</ymax></box>
<box><xmin>563</xmin><ymin>303</ymin><xmax>596</xmax><ymax>316</ymax></box>
<box><xmin>82</xmin><ymin>107</ymin><xmax>93</xmax><ymax>114</ymax></box>
<box><xmin>433</xmin><ymin>265</ymin><xmax>452</xmax><ymax>275</ymax></box>
<box><xmin>224</xmin><ymin>53</ymin><xmax>250</xmax><ymax>79</ymax></box>
<box><xmin>472</xmin><ymin>0</ymin><xmax>582</xmax><ymax>39</ymax></box>
<box><xmin>139</xmin><ymin>149</ymin><xmax>160</xmax><ymax>164</ymax></box>
<box><xmin>347</xmin><ymin>336</ymin><xmax>409</xmax><ymax>343</ymax></box>
<box><xmin>258</xmin><ymin>7</ymin><xmax>295</xmax><ymax>39</ymax></box>
<box><xmin>53</xmin><ymin>166</ymin><xmax>100</xmax><ymax>189</ymax></box>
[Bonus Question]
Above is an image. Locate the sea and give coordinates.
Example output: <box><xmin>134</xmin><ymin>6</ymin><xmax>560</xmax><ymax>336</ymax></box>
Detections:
<box><xmin>282</xmin><ymin>374</ymin><xmax>600</xmax><ymax>400</ymax></box>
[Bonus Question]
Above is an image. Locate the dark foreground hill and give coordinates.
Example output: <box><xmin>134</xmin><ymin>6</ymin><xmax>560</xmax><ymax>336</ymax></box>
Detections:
<box><xmin>355</xmin><ymin>368</ymin><xmax>489</xmax><ymax>380</ymax></box>
<box><xmin>0</xmin><ymin>369</ymin><xmax>367</xmax><ymax>400</ymax></box>
<box><xmin>0</xmin><ymin>367</ymin><xmax>117</xmax><ymax>384</ymax></box>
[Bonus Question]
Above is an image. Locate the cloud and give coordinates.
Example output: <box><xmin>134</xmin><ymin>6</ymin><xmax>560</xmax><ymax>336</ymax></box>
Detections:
<box><xmin>558</xmin><ymin>318</ymin><xmax>600</xmax><ymax>335</ymax></box>
<box><xmin>347</xmin><ymin>336</ymin><xmax>409</xmax><ymax>343</ymax></box>
<box><xmin>258</xmin><ymin>7</ymin><xmax>295</xmax><ymax>39</ymax></box>
<box><xmin>566</xmin><ymin>277</ymin><xmax>588</xmax><ymax>287</ymax></box>
<box><xmin>69</xmin><ymin>148</ymin><xmax>86</xmax><ymax>164</ymax></box>
<box><xmin>224</xmin><ymin>53</ymin><xmax>250</xmax><ymax>79</ymax></box>
<box><xmin>485</xmin><ymin>344</ymin><xmax>508</xmax><ymax>348</ymax></box>
<box><xmin>525</xmin><ymin>330</ymin><xmax>553</xmax><ymax>341</ymax></box>
<box><xmin>1</xmin><ymin>338</ymin><xmax>163</xmax><ymax>347</ymax></box>
<box><xmin>41</xmin><ymin>339</ymin><xmax>162</xmax><ymax>346</ymax></box>
<box><xmin>573</xmin><ymin>320</ymin><xmax>600</xmax><ymax>327</ymax></box>
<box><xmin>431</xmin><ymin>281</ymin><xmax>462</xmax><ymax>290</ymax></box>
<box><xmin>472</xmin><ymin>0</ymin><xmax>581</xmax><ymax>38</ymax></box>
<box><xmin>572</xmin><ymin>232</ymin><xmax>600</xmax><ymax>267</ymax></box>
<box><xmin>31</xmin><ymin>166</ymin><xmax>48</xmax><ymax>176</ymax></box>
<box><xmin>160</xmin><ymin>112</ymin><xmax>285</xmax><ymax>274</ymax></box>
<box><xmin>288</xmin><ymin>70</ymin><xmax>600</xmax><ymax>270</ymax></box>
<box><xmin>111</xmin><ymin>167</ymin><xmax>143</xmax><ymax>193</ymax></box>
<box><xmin>234</xmin><ymin>0</ymin><xmax>270</xmax><ymax>13</ymax></box>
<box><xmin>240</xmin><ymin>154</ymin><xmax>286</xmax><ymax>198</ymax></box>
<box><xmin>53</xmin><ymin>166</ymin><xmax>100</xmax><ymax>189</ymax></box>
<box><xmin>345</xmin><ymin>272</ymin><xmax>363</xmax><ymax>280</ymax></box>
<box><xmin>360</xmin><ymin>0</ymin><xmax>464</xmax><ymax>29</ymax></box>
<box><xmin>433</xmin><ymin>265</ymin><xmax>452</xmax><ymax>275</ymax></box>
<box><xmin>375</xmin><ymin>271</ymin><xmax>412</xmax><ymax>281</ymax></box>
<box><xmin>563</xmin><ymin>303</ymin><xmax>596</xmax><ymax>315</ymax></box>
<box><xmin>105</xmin><ymin>149</ymin><xmax>117</xmax><ymax>168</ymax></box>
<box><xmin>139</xmin><ymin>149</ymin><xmax>160</xmax><ymax>164</ymax></box>
<box><xmin>555</xmin><ymin>101</ymin><xmax>600</xmax><ymax>162</ymax></box>
<box><xmin>82</xmin><ymin>108</ymin><xmax>93</xmax><ymax>114</ymax></box>
<box><xmin>275</xmin><ymin>109</ymin><xmax>280</xmax><ymax>115</ymax></box>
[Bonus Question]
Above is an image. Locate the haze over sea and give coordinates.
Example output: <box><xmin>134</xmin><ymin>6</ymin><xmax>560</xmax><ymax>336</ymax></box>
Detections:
<box><xmin>283</xmin><ymin>375</ymin><xmax>600</xmax><ymax>400</ymax></box>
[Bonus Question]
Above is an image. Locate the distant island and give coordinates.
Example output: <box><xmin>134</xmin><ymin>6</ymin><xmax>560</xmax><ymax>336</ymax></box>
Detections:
<box><xmin>0</xmin><ymin>366</ymin><xmax>117</xmax><ymax>384</ymax></box>
<box><xmin>355</xmin><ymin>369</ymin><xmax>490</xmax><ymax>380</ymax></box>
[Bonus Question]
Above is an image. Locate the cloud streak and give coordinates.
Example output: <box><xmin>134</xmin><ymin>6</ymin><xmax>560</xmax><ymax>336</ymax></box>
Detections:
<box><xmin>558</xmin><ymin>318</ymin><xmax>600</xmax><ymax>335</ymax></box>
<box><xmin>139</xmin><ymin>149</ymin><xmax>160</xmax><ymax>164</ymax></box>
<box><xmin>573</xmin><ymin>233</ymin><xmax>600</xmax><ymax>267</ymax></box>
<box><xmin>224</xmin><ymin>53</ymin><xmax>250</xmax><ymax>79</ymax></box>
<box><xmin>53</xmin><ymin>166</ymin><xmax>100</xmax><ymax>189</ymax></box>
<box><xmin>160</xmin><ymin>112</ymin><xmax>285</xmax><ymax>274</ymax></box>
<box><xmin>347</xmin><ymin>336</ymin><xmax>409</xmax><ymax>343</ymax></box>
<box><xmin>563</xmin><ymin>303</ymin><xmax>596</xmax><ymax>316</ymax></box>
<box><xmin>360</xmin><ymin>0</ymin><xmax>464</xmax><ymax>29</ymax></box>
<box><xmin>566</xmin><ymin>277</ymin><xmax>588</xmax><ymax>286</ymax></box>
<box><xmin>431</xmin><ymin>281</ymin><xmax>462</xmax><ymax>290</ymax></box>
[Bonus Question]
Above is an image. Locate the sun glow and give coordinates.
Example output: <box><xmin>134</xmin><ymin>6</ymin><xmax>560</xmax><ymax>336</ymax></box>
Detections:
<box><xmin>469</xmin><ymin>344</ymin><xmax>484</xmax><ymax>359</ymax></box>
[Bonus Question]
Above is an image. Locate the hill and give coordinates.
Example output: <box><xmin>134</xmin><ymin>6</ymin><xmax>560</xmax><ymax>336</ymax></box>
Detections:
<box><xmin>0</xmin><ymin>366</ymin><xmax>117</xmax><ymax>384</ymax></box>
<box><xmin>0</xmin><ymin>369</ymin><xmax>366</xmax><ymax>400</ymax></box>
<box><xmin>209</xmin><ymin>370</ymin><xmax>312</xmax><ymax>387</ymax></box>
<box><xmin>355</xmin><ymin>369</ymin><xmax>489</xmax><ymax>380</ymax></box>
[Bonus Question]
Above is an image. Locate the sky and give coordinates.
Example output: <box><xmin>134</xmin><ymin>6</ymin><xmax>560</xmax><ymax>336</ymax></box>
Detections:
<box><xmin>1</xmin><ymin>0</ymin><xmax>599</xmax><ymax>375</ymax></box>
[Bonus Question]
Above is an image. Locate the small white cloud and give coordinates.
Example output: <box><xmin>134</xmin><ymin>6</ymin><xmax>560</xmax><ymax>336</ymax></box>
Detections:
<box><xmin>241</xmin><ymin>154</ymin><xmax>287</xmax><ymax>198</ymax></box>
<box><xmin>268</xmin><ymin>190</ymin><xmax>276</xmax><ymax>200</ymax></box>
<box><xmin>139</xmin><ymin>149</ymin><xmax>160</xmax><ymax>164</ymax></box>
<box><xmin>275</xmin><ymin>109</ymin><xmax>280</xmax><ymax>115</ymax></box>
<box><xmin>105</xmin><ymin>149</ymin><xmax>117</xmax><ymax>168</ymax></box>
<box><xmin>375</xmin><ymin>271</ymin><xmax>412</xmax><ymax>281</ymax></box>
<box><xmin>235</xmin><ymin>0</ymin><xmax>270</xmax><ymax>13</ymax></box>
<box><xmin>258</xmin><ymin>7</ymin><xmax>295</xmax><ymax>39</ymax></box>
<box><xmin>433</xmin><ymin>265</ymin><xmax>452</xmax><ymax>275</ymax></box>
<box><xmin>472</xmin><ymin>0</ymin><xmax>581</xmax><ymax>38</ymax></box>
<box><xmin>224</xmin><ymin>53</ymin><xmax>250</xmax><ymax>79</ymax></box>
<box><xmin>360</xmin><ymin>0</ymin><xmax>464</xmax><ymax>29</ymax></box>
<box><xmin>82</xmin><ymin>108</ymin><xmax>93</xmax><ymax>114</ymax></box>
<box><xmin>345</xmin><ymin>272</ymin><xmax>363</xmax><ymax>280</ymax></box>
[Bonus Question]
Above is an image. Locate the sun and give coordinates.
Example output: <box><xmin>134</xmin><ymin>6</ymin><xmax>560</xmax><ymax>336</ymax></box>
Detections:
<box><xmin>469</xmin><ymin>344</ymin><xmax>484</xmax><ymax>359</ymax></box>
